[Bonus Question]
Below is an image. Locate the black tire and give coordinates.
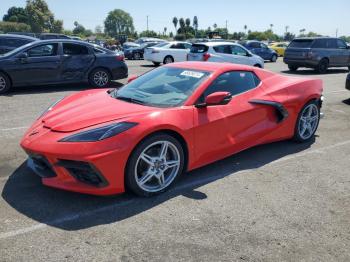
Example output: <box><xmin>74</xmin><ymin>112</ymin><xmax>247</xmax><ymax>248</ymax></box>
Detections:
<box><xmin>163</xmin><ymin>55</ymin><xmax>174</xmax><ymax>64</ymax></box>
<box><xmin>316</xmin><ymin>58</ymin><xmax>328</xmax><ymax>74</ymax></box>
<box><xmin>288</xmin><ymin>65</ymin><xmax>298</xmax><ymax>72</ymax></box>
<box><xmin>133</xmin><ymin>52</ymin><xmax>142</xmax><ymax>60</ymax></box>
<box><xmin>125</xmin><ymin>133</ymin><xmax>185</xmax><ymax>197</ymax></box>
<box><xmin>270</xmin><ymin>54</ymin><xmax>277</xmax><ymax>62</ymax></box>
<box><xmin>293</xmin><ymin>100</ymin><xmax>320</xmax><ymax>143</ymax></box>
<box><xmin>153</xmin><ymin>62</ymin><xmax>161</xmax><ymax>66</ymax></box>
<box><xmin>0</xmin><ymin>72</ymin><xmax>12</xmax><ymax>94</ymax></box>
<box><xmin>89</xmin><ymin>68</ymin><xmax>111</xmax><ymax>88</ymax></box>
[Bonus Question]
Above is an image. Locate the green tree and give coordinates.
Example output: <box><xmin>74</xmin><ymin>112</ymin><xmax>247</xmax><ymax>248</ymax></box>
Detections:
<box><xmin>104</xmin><ymin>9</ymin><xmax>134</xmax><ymax>37</ymax></box>
<box><xmin>25</xmin><ymin>0</ymin><xmax>55</xmax><ymax>33</ymax></box>
<box><xmin>51</xmin><ymin>19</ymin><xmax>63</xmax><ymax>33</ymax></box>
<box><xmin>179</xmin><ymin>18</ymin><xmax>185</xmax><ymax>30</ymax></box>
<box><xmin>172</xmin><ymin>17</ymin><xmax>178</xmax><ymax>32</ymax></box>
<box><xmin>185</xmin><ymin>18</ymin><xmax>191</xmax><ymax>27</ymax></box>
<box><xmin>0</xmin><ymin>21</ymin><xmax>31</xmax><ymax>33</ymax></box>
<box><xmin>3</xmin><ymin>7</ymin><xmax>29</xmax><ymax>23</ymax></box>
<box><xmin>73</xmin><ymin>21</ymin><xmax>86</xmax><ymax>35</ymax></box>
<box><xmin>139</xmin><ymin>30</ymin><xmax>157</xmax><ymax>37</ymax></box>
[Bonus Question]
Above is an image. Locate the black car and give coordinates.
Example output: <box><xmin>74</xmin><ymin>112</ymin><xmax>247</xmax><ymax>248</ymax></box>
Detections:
<box><xmin>284</xmin><ymin>37</ymin><xmax>350</xmax><ymax>73</ymax></box>
<box><xmin>346</xmin><ymin>73</ymin><xmax>350</xmax><ymax>91</ymax></box>
<box><xmin>0</xmin><ymin>34</ymin><xmax>37</xmax><ymax>54</ymax></box>
<box><xmin>124</xmin><ymin>41</ymin><xmax>165</xmax><ymax>60</ymax></box>
<box><xmin>0</xmin><ymin>40</ymin><xmax>128</xmax><ymax>94</ymax></box>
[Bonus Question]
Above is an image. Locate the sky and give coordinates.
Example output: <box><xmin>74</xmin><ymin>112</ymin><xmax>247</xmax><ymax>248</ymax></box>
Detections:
<box><xmin>1</xmin><ymin>0</ymin><xmax>349</xmax><ymax>36</ymax></box>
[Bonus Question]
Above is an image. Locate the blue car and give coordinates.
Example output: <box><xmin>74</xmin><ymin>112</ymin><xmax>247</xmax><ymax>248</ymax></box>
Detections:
<box><xmin>240</xmin><ymin>40</ymin><xmax>278</xmax><ymax>62</ymax></box>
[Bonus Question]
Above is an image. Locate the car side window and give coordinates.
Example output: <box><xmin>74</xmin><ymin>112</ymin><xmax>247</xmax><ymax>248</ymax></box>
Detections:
<box><xmin>336</xmin><ymin>39</ymin><xmax>347</xmax><ymax>49</ymax></box>
<box><xmin>202</xmin><ymin>71</ymin><xmax>261</xmax><ymax>99</ymax></box>
<box><xmin>27</xmin><ymin>44</ymin><xmax>58</xmax><ymax>57</ymax></box>
<box><xmin>184</xmin><ymin>43</ymin><xmax>192</xmax><ymax>49</ymax></box>
<box><xmin>231</xmin><ymin>45</ymin><xmax>248</xmax><ymax>56</ymax></box>
<box><xmin>313</xmin><ymin>39</ymin><xmax>327</xmax><ymax>48</ymax></box>
<box><xmin>250</xmin><ymin>42</ymin><xmax>260</xmax><ymax>48</ymax></box>
<box><xmin>63</xmin><ymin>43</ymin><xmax>89</xmax><ymax>55</ymax></box>
<box><xmin>213</xmin><ymin>45</ymin><xmax>231</xmax><ymax>54</ymax></box>
<box><xmin>260</xmin><ymin>43</ymin><xmax>268</xmax><ymax>49</ymax></box>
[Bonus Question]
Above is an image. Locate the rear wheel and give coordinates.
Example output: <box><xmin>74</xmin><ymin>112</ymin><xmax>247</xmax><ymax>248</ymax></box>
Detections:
<box><xmin>288</xmin><ymin>65</ymin><xmax>298</xmax><ymax>72</ymax></box>
<box><xmin>0</xmin><ymin>72</ymin><xmax>11</xmax><ymax>94</ymax></box>
<box><xmin>270</xmin><ymin>54</ymin><xmax>277</xmax><ymax>62</ymax></box>
<box><xmin>293</xmin><ymin>100</ymin><xmax>320</xmax><ymax>142</ymax></box>
<box><xmin>125</xmin><ymin>133</ymin><xmax>184</xmax><ymax>197</ymax></box>
<box><xmin>133</xmin><ymin>52</ymin><xmax>141</xmax><ymax>60</ymax></box>
<box><xmin>163</xmin><ymin>55</ymin><xmax>174</xmax><ymax>64</ymax></box>
<box><xmin>89</xmin><ymin>68</ymin><xmax>111</xmax><ymax>88</ymax></box>
<box><xmin>316</xmin><ymin>58</ymin><xmax>328</xmax><ymax>74</ymax></box>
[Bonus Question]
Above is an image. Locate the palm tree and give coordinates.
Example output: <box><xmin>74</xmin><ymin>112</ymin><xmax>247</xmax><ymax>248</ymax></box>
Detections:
<box><xmin>244</xmin><ymin>25</ymin><xmax>247</xmax><ymax>34</ymax></box>
<box><xmin>213</xmin><ymin>23</ymin><xmax>217</xmax><ymax>29</ymax></box>
<box><xmin>164</xmin><ymin>27</ymin><xmax>167</xmax><ymax>36</ymax></box>
<box><xmin>172</xmin><ymin>17</ymin><xmax>178</xmax><ymax>32</ymax></box>
<box><xmin>270</xmin><ymin>24</ymin><xmax>274</xmax><ymax>31</ymax></box>
<box><xmin>179</xmin><ymin>18</ymin><xmax>185</xmax><ymax>30</ymax></box>
<box><xmin>285</xmin><ymin>25</ymin><xmax>289</xmax><ymax>34</ymax></box>
<box><xmin>185</xmin><ymin>18</ymin><xmax>191</xmax><ymax>27</ymax></box>
<box><xmin>193</xmin><ymin>16</ymin><xmax>198</xmax><ymax>37</ymax></box>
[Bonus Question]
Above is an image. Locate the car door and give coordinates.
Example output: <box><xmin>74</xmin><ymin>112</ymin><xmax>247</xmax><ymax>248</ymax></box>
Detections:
<box><xmin>260</xmin><ymin>43</ymin><xmax>271</xmax><ymax>60</ymax></box>
<box><xmin>249</xmin><ymin>42</ymin><xmax>262</xmax><ymax>57</ymax></box>
<box><xmin>212</xmin><ymin>45</ymin><xmax>233</xmax><ymax>62</ymax></box>
<box><xmin>168</xmin><ymin>43</ymin><xmax>189</xmax><ymax>62</ymax></box>
<box><xmin>8</xmin><ymin>43</ymin><xmax>61</xmax><ymax>86</ymax></box>
<box><xmin>229</xmin><ymin>45</ymin><xmax>254</xmax><ymax>66</ymax></box>
<box><xmin>60</xmin><ymin>43</ymin><xmax>95</xmax><ymax>81</ymax></box>
<box><xmin>193</xmin><ymin>71</ymin><xmax>272</xmax><ymax>166</ymax></box>
<box><xmin>335</xmin><ymin>39</ymin><xmax>350</xmax><ymax>65</ymax></box>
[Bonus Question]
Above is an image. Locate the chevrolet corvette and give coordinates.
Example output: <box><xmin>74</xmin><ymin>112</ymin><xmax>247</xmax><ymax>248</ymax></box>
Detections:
<box><xmin>20</xmin><ymin>62</ymin><xmax>323</xmax><ymax>197</ymax></box>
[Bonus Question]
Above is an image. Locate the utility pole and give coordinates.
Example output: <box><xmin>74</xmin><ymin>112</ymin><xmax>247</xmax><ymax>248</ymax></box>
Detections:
<box><xmin>146</xmin><ymin>15</ymin><xmax>149</xmax><ymax>36</ymax></box>
<box><xmin>225</xmin><ymin>20</ymin><xmax>228</xmax><ymax>39</ymax></box>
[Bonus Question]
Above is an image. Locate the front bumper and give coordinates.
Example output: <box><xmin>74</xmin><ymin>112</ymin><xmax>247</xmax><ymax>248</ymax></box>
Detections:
<box><xmin>20</xmin><ymin>123</ymin><xmax>134</xmax><ymax>196</ymax></box>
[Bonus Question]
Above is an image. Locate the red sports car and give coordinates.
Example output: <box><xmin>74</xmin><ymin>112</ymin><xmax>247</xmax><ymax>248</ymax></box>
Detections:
<box><xmin>20</xmin><ymin>62</ymin><xmax>323</xmax><ymax>197</ymax></box>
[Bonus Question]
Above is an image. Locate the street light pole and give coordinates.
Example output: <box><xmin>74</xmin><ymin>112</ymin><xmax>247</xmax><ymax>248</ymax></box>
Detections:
<box><xmin>147</xmin><ymin>15</ymin><xmax>149</xmax><ymax>36</ymax></box>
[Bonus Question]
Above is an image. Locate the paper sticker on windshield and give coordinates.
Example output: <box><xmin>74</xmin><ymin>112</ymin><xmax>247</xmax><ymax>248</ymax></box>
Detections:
<box><xmin>180</xmin><ymin>70</ymin><xmax>204</xmax><ymax>78</ymax></box>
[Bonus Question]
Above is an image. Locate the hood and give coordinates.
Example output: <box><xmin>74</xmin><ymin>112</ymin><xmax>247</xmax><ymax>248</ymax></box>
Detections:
<box><xmin>41</xmin><ymin>89</ymin><xmax>156</xmax><ymax>132</ymax></box>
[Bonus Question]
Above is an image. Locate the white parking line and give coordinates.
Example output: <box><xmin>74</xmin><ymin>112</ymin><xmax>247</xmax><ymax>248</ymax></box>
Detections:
<box><xmin>1</xmin><ymin>139</ymin><xmax>350</xmax><ymax>240</ymax></box>
<box><xmin>0</xmin><ymin>126</ymin><xmax>28</xmax><ymax>132</ymax></box>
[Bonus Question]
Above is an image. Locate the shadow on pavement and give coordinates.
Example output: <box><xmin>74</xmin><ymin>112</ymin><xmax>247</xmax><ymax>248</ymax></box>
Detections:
<box><xmin>2</xmin><ymin>139</ymin><xmax>314</xmax><ymax>231</ymax></box>
<box><xmin>281</xmin><ymin>68</ymin><xmax>348</xmax><ymax>75</ymax></box>
<box><xmin>3</xmin><ymin>81</ymin><xmax>124</xmax><ymax>96</ymax></box>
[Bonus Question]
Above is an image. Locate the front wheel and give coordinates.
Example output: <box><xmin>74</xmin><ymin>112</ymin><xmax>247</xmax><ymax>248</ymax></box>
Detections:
<box><xmin>89</xmin><ymin>68</ymin><xmax>111</xmax><ymax>88</ymax></box>
<box><xmin>293</xmin><ymin>101</ymin><xmax>320</xmax><ymax>142</ymax></box>
<box><xmin>163</xmin><ymin>55</ymin><xmax>174</xmax><ymax>64</ymax></box>
<box><xmin>125</xmin><ymin>134</ymin><xmax>185</xmax><ymax>197</ymax></box>
<box><xmin>270</xmin><ymin>54</ymin><xmax>277</xmax><ymax>62</ymax></box>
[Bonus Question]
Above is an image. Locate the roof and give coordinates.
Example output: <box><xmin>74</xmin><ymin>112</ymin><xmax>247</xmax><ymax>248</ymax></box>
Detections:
<box><xmin>0</xmin><ymin>34</ymin><xmax>37</xmax><ymax>40</ymax></box>
<box><xmin>166</xmin><ymin>61</ymin><xmax>255</xmax><ymax>72</ymax></box>
<box><xmin>194</xmin><ymin>41</ymin><xmax>238</xmax><ymax>46</ymax></box>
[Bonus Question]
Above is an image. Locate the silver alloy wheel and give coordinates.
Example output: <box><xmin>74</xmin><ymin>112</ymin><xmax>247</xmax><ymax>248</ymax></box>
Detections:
<box><xmin>93</xmin><ymin>71</ymin><xmax>109</xmax><ymax>86</ymax></box>
<box><xmin>298</xmin><ymin>103</ymin><xmax>319</xmax><ymax>140</ymax></box>
<box><xmin>135</xmin><ymin>140</ymin><xmax>181</xmax><ymax>193</ymax></box>
<box><xmin>164</xmin><ymin>56</ymin><xmax>173</xmax><ymax>64</ymax></box>
<box><xmin>0</xmin><ymin>76</ymin><xmax>6</xmax><ymax>91</ymax></box>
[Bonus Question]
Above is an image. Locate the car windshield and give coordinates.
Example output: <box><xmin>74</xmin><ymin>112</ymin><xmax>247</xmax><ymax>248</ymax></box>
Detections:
<box><xmin>112</xmin><ymin>67</ymin><xmax>211</xmax><ymax>108</ymax></box>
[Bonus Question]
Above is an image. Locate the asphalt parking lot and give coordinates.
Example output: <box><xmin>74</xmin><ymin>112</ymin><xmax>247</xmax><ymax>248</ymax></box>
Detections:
<box><xmin>0</xmin><ymin>59</ymin><xmax>349</xmax><ymax>262</ymax></box>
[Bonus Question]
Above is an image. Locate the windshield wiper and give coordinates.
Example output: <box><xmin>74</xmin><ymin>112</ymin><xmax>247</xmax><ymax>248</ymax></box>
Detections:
<box><xmin>115</xmin><ymin>95</ymin><xmax>146</xmax><ymax>105</ymax></box>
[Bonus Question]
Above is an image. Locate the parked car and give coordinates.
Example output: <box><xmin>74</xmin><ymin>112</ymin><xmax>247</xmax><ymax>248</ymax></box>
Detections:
<box><xmin>7</xmin><ymin>32</ymin><xmax>37</xmax><ymax>38</ymax></box>
<box><xmin>0</xmin><ymin>40</ymin><xmax>127</xmax><ymax>94</ymax></box>
<box><xmin>124</xmin><ymin>41</ymin><xmax>165</xmax><ymax>60</ymax></box>
<box><xmin>0</xmin><ymin>34</ymin><xmax>37</xmax><ymax>54</ymax></box>
<box><xmin>144</xmin><ymin>41</ymin><xmax>191</xmax><ymax>65</ymax></box>
<box><xmin>269</xmin><ymin>42</ymin><xmax>288</xmax><ymax>56</ymax></box>
<box><xmin>122</xmin><ymin>42</ymin><xmax>140</xmax><ymax>50</ymax></box>
<box><xmin>346</xmin><ymin>73</ymin><xmax>350</xmax><ymax>91</ymax></box>
<box><xmin>187</xmin><ymin>42</ymin><xmax>264</xmax><ymax>68</ymax></box>
<box><xmin>284</xmin><ymin>37</ymin><xmax>350</xmax><ymax>73</ymax></box>
<box><xmin>38</xmin><ymin>33</ymin><xmax>71</xmax><ymax>40</ymax></box>
<box><xmin>20</xmin><ymin>62</ymin><xmax>323</xmax><ymax>196</ymax></box>
<box><xmin>240</xmin><ymin>40</ymin><xmax>278</xmax><ymax>62</ymax></box>
<box><xmin>135</xmin><ymin>37</ymin><xmax>165</xmax><ymax>45</ymax></box>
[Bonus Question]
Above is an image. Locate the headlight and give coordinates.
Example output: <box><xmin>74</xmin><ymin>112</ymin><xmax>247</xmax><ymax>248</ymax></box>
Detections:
<box><xmin>59</xmin><ymin>122</ymin><xmax>138</xmax><ymax>142</ymax></box>
<box><xmin>39</xmin><ymin>97</ymin><xmax>64</xmax><ymax>119</ymax></box>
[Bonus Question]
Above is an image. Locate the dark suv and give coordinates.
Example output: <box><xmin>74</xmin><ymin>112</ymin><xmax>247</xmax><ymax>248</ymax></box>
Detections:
<box><xmin>284</xmin><ymin>37</ymin><xmax>350</xmax><ymax>73</ymax></box>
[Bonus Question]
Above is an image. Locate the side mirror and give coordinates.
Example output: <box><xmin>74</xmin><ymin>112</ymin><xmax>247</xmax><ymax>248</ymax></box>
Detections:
<box><xmin>196</xmin><ymin>92</ymin><xmax>232</xmax><ymax>108</ymax></box>
<box><xmin>17</xmin><ymin>52</ymin><xmax>28</xmax><ymax>59</ymax></box>
<box><xmin>127</xmin><ymin>75</ymin><xmax>138</xmax><ymax>83</ymax></box>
